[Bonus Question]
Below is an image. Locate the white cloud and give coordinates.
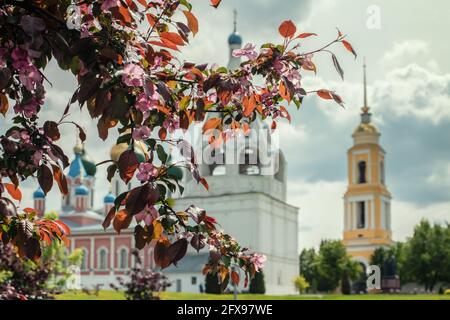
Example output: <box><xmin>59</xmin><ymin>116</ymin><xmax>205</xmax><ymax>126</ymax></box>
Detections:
<box><xmin>381</xmin><ymin>39</ymin><xmax>429</xmax><ymax>69</ymax></box>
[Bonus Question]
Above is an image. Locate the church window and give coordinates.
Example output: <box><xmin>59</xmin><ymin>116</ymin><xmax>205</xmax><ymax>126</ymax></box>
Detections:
<box><xmin>380</xmin><ymin>161</ymin><xmax>385</xmax><ymax>185</ymax></box>
<box><xmin>98</xmin><ymin>248</ymin><xmax>108</xmax><ymax>270</ymax></box>
<box><xmin>81</xmin><ymin>248</ymin><xmax>88</xmax><ymax>271</ymax></box>
<box><xmin>176</xmin><ymin>279</ymin><xmax>182</xmax><ymax>292</ymax></box>
<box><xmin>357</xmin><ymin>201</ymin><xmax>366</xmax><ymax>229</ymax></box>
<box><xmin>119</xmin><ymin>248</ymin><xmax>128</xmax><ymax>269</ymax></box>
<box><xmin>191</xmin><ymin>277</ymin><xmax>197</xmax><ymax>285</ymax></box>
<box><xmin>239</xmin><ymin>148</ymin><xmax>261</xmax><ymax>175</ymax></box>
<box><xmin>148</xmin><ymin>248</ymin><xmax>155</xmax><ymax>269</ymax></box>
<box><xmin>209</xmin><ymin>149</ymin><xmax>226</xmax><ymax>176</ymax></box>
<box><xmin>358</xmin><ymin>161</ymin><xmax>367</xmax><ymax>183</ymax></box>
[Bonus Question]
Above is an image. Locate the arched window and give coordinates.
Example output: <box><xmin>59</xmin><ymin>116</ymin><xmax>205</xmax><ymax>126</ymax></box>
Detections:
<box><xmin>239</xmin><ymin>148</ymin><xmax>260</xmax><ymax>175</ymax></box>
<box><xmin>357</xmin><ymin>201</ymin><xmax>366</xmax><ymax>229</ymax></box>
<box><xmin>80</xmin><ymin>248</ymin><xmax>89</xmax><ymax>271</ymax></box>
<box><xmin>98</xmin><ymin>247</ymin><xmax>108</xmax><ymax>270</ymax></box>
<box><xmin>380</xmin><ymin>161</ymin><xmax>385</xmax><ymax>185</ymax></box>
<box><xmin>209</xmin><ymin>149</ymin><xmax>226</xmax><ymax>176</ymax></box>
<box><xmin>358</xmin><ymin>161</ymin><xmax>367</xmax><ymax>184</ymax></box>
<box><xmin>119</xmin><ymin>247</ymin><xmax>128</xmax><ymax>270</ymax></box>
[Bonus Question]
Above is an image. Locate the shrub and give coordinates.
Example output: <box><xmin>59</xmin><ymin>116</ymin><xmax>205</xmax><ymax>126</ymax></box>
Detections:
<box><xmin>112</xmin><ymin>250</ymin><xmax>170</xmax><ymax>300</ymax></box>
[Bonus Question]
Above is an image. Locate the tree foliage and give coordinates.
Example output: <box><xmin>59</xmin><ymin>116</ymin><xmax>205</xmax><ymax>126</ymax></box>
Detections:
<box><xmin>0</xmin><ymin>0</ymin><xmax>355</xmax><ymax>286</ymax></box>
<box><xmin>293</xmin><ymin>275</ymin><xmax>309</xmax><ymax>294</ymax></box>
<box><xmin>402</xmin><ymin>220</ymin><xmax>450</xmax><ymax>291</ymax></box>
<box><xmin>249</xmin><ymin>270</ymin><xmax>265</xmax><ymax>294</ymax></box>
<box><xmin>300</xmin><ymin>240</ymin><xmax>362</xmax><ymax>293</ymax></box>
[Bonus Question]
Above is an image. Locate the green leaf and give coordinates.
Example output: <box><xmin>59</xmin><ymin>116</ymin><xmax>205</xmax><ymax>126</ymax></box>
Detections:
<box><xmin>156</xmin><ymin>144</ymin><xmax>168</xmax><ymax>164</ymax></box>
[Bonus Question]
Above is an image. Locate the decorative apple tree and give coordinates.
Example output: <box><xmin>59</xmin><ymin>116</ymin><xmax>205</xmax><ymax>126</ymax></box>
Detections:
<box><xmin>0</xmin><ymin>0</ymin><xmax>355</xmax><ymax>289</ymax></box>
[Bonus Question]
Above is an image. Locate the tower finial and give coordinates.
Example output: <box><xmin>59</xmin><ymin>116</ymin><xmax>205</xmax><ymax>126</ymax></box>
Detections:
<box><xmin>361</xmin><ymin>58</ymin><xmax>371</xmax><ymax>124</ymax></box>
<box><xmin>73</xmin><ymin>130</ymin><xmax>84</xmax><ymax>154</ymax></box>
<box><xmin>363</xmin><ymin>57</ymin><xmax>368</xmax><ymax>109</ymax></box>
<box><xmin>233</xmin><ymin>8</ymin><xmax>237</xmax><ymax>33</ymax></box>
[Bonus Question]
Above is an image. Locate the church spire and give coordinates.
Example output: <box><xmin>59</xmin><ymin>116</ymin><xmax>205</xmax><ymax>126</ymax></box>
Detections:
<box><xmin>361</xmin><ymin>58</ymin><xmax>371</xmax><ymax>124</ymax></box>
<box><xmin>233</xmin><ymin>8</ymin><xmax>237</xmax><ymax>33</ymax></box>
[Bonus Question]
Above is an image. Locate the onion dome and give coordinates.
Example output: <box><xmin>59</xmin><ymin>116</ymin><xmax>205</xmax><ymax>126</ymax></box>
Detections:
<box><xmin>33</xmin><ymin>187</ymin><xmax>45</xmax><ymax>199</ymax></box>
<box><xmin>228</xmin><ymin>9</ymin><xmax>242</xmax><ymax>45</ymax></box>
<box><xmin>103</xmin><ymin>192</ymin><xmax>115</xmax><ymax>204</ymax></box>
<box><xmin>68</xmin><ymin>152</ymin><xmax>86</xmax><ymax>178</ymax></box>
<box><xmin>228</xmin><ymin>33</ymin><xmax>242</xmax><ymax>45</ymax></box>
<box><xmin>75</xmin><ymin>185</ymin><xmax>89</xmax><ymax>196</ymax></box>
<box><xmin>80</xmin><ymin>149</ymin><xmax>97</xmax><ymax>177</ymax></box>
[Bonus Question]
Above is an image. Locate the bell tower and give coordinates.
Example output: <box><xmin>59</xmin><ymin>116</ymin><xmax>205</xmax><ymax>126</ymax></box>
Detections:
<box><xmin>343</xmin><ymin>61</ymin><xmax>393</xmax><ymax>267</ymax></box>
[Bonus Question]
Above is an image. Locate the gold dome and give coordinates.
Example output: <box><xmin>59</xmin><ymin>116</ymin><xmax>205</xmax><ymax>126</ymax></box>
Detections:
<box><xmin>353</xmin><ymin>123</ymin><xmax>379</xmax><ymax>135</ymax></box>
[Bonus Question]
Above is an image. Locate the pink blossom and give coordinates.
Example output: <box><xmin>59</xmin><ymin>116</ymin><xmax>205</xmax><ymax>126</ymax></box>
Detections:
<box><xmin>132</xmin><ymin>125</ymin><xmax>151</xmax><ymax>141</ymax></box>
<box><xmin>135</xmin><ymin>91</ymin><xmax>159</xmax><ymax>116</ymax></box>
<box><xmin>19</xmin><ymin>65</ymin><xmax>42</xmax><ymax>91</ymax></box>
<box><xmin>135</xmin><ymin>205</ymin><xmax>159</xmax><ymax>226</ymax></box>
<box><xmin>250</xmin><ymin>253</ymin><xmax>267</xmax><ymax>272</ymax></box>
<box><xmin>163</xmin><ymin>115</ymin><xmax>180</xmax><ymax>133</ymax></box>
<box><xmin>232</xmin><ymin>43</ymin><xmax>258</xmax><ymax>60</ymax></box>
<box><xmin>101</xmin><ymin>0</ymin><xmax>120</xmax><ymax>11</ymax></box>
<box><xmin>11</xmin><ymin>48</ymin><xmax>31</xmax><ymax>69</ymax></box>
<box><xmin>136</xmin><ymin>162</ymin><xmax>158</xmax><ymax>182</ymax></box>
<box><xmin>13</xmin><ymin>101</ymin><xmax>38</xmax><ymax>118</ymax></box>
<box><xmin>122</xmin><ymin>63</ymin><xmax>144</xmax><ymax>87</ymax></box>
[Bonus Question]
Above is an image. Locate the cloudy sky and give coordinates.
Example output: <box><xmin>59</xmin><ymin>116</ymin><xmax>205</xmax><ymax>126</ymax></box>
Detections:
<box><xmin>3</xmin><ymin>0</ymin><xmax>450</xmax><ymax>251</ymax></box>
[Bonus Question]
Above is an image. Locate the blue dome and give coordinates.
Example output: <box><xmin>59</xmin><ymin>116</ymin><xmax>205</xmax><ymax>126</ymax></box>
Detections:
<box><xmin>103</xmin><ymin>192</ymin><xmax>115</xmax><ymax>204</ymax></box>
<box><xmin>75</xmin><ymin>185</ymin><xmax>89</xmax><ymax>196</ymax></box>
<box><xmin>33</xmin><ymin>187</ymin><xmax>45</xmax><ymax>199</ymax></box>
<box><xmin>228</xmin><ymin>32</ymin><xmax>242</xmax><ymax>45</ymax></box>
<box><xmin>68</xmin><ymin>153</ymin><xmax>86</xmax><ymax>178</ymax></box>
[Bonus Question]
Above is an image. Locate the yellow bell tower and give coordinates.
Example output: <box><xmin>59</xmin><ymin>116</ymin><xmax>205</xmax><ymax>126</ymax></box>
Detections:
<box><xmin>343</xmin><ymin>61</ymin><xmax>393</xmax><ymax>267</ymax></box>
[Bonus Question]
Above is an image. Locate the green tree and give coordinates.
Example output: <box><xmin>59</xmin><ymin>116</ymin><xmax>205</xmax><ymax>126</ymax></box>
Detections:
<box><xmin>249</xmin><ymin>271</ymin><xmax>266</xmax><ymax>294</ymax></box>
<box><xmin>315</xmin><ymin>240</ymin><xmax>360</xmax><ymax>293</ymax></box>
<box><xmin>299</xmin><ymin>248</ymin><xmax>317</xmax><ymax>293</ymax></box>
<box><xmin>293</xmin><ymin>275</ymin><xmax>310</xmax><ymax>294</ymax></box>
<box><xmin>403</xmin><ymin>220</ymin><xmax>450</xmax><ymax>291</ymax></box>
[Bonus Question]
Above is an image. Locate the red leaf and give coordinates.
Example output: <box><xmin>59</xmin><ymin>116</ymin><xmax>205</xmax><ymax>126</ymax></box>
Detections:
<box><xmin>210</xmin><ymin>0</ymin><xmax>221</xmax><ymax>8</ymax></box>
<box><xmin>154</xmin><ymin>237</ymin><xmax>171</xmax><ymax>269</ymax></box>
<box><xmin>231</xmin><ymin>270</ymin><xmax>240</xmax><ymax>285</ymax></box>
<box><xmin>317</xmin><ymin>89</ymin><xmax>333</xmax><ymax>100</ymax></box>
<box><xmin>51</xmin><ymin>164</ymin><xmax>68</xmax><ymax>195</ymax></box>
<box><xmin>158</xmin><ymin>127</ymin><xmax>167</xmax><ymax>140</ymax></box>
<box><xmin>296</xmin><ymin>32</ymin><xmax>317</xmax><ymax>39</ymax></box>
<box><xmin>4</xmin><ymin>183</ymin><xmax>22</xmax><ymax>202</ymax></box>
<box><xmin>102</xmin><ymin>206</ymin><xmax>116</xmax><ymax>230</ymax></box>
<box><xmin>183</xmin><ymin>11</ymin><xmax>199</xmax><ymax>36</ymax></box>
<box><xmin>278</xmin><ymin>20</ymin><xmax>296</xmax><ymax>38</ymax></box>
<box><xmin>202</xmin><ymin>117</ymin><xmax>221</xmax><ymax>133</ymax></box>
<box><xmin>125</xmin><ymin>183</ymin><xmax>160</xmax><ymax>216</ymax></box>
<box><xmin>160</xmin><ymin>32</ymin><xmax>185</xmax><ymax>46</ymax></box>
<box><xmin>342</xmin><ymin>40</ymin><xmax>357</xmax><ymax>59</ymax></box>
<box><xmin>118</xmin><ymin>149</ymin><xmax>139</xmax><ymax>184</ymax></box>
<box><xmin>0</xmin><ymin>93</ymin><xmax>9</xmax><ymax>116</ymax></box>
<box><xmin>38</xmin><ymin>165</ymin><xmax>53</xmax><ymax>194</ymax></box>
<box><xmin>279</xmin><ymin>80</ymin><xmax>291</xmax><ymax>102</ymax></box>
<box><xmin>136</xmin><ymin>0</ymin><xmax>147</xmax><ymax>7</ymax></box>
<box><xmin>167</xmin><ymin>238</ymin><xmax>188</xmax><ymax>265</ymax></box>
<box><xmin>243</xmin><ymin>95</ymin><xmax>257</xmax><ymax>118</ymax></box>
<box><xmin>113</xmin><ymin>209</ymin><xmax>132</xmax><ymax>234</ymax></box>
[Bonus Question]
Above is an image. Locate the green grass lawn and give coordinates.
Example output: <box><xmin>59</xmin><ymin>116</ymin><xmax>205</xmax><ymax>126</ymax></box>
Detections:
<box><xmin>54</xmin><ymin>290</ymin><xmax>450</xmax><ymax>300</ymax></box>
